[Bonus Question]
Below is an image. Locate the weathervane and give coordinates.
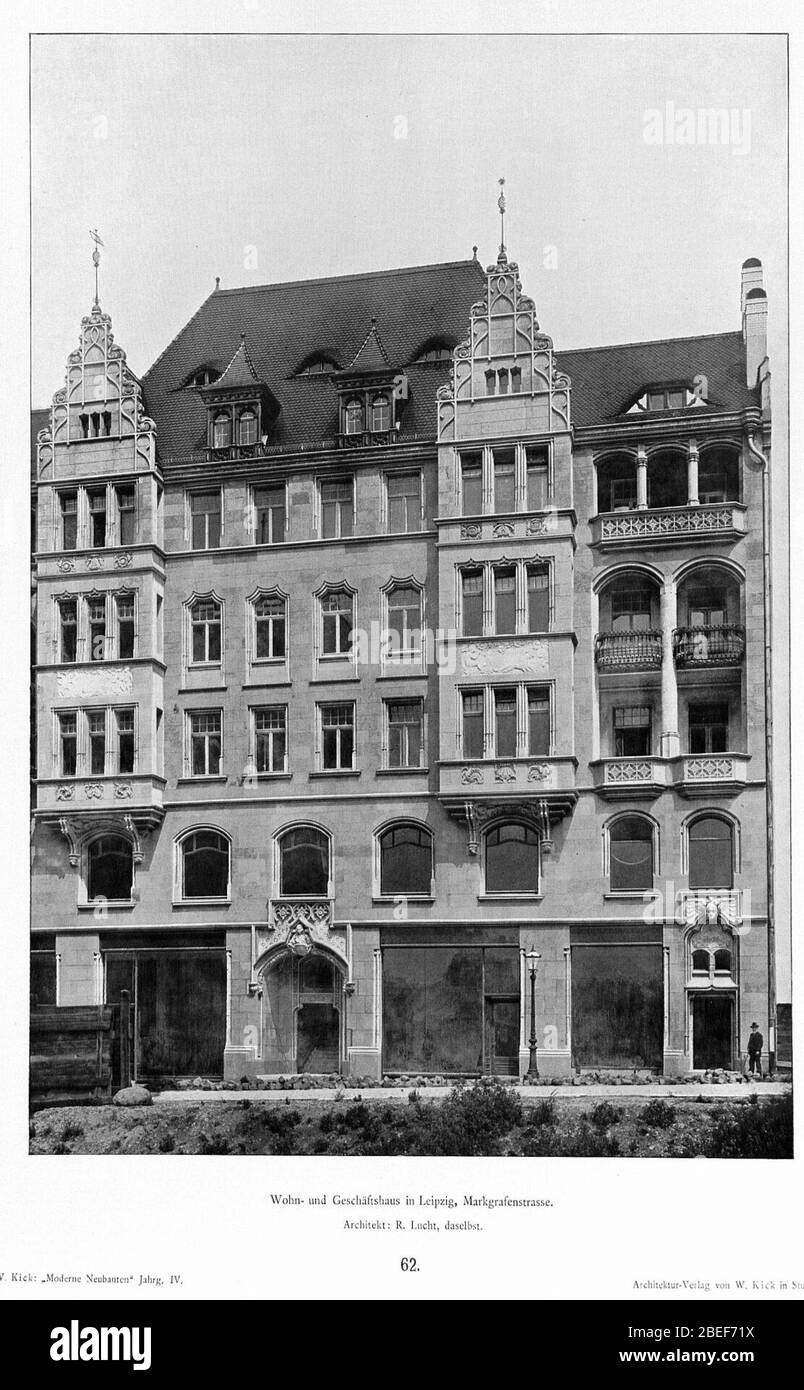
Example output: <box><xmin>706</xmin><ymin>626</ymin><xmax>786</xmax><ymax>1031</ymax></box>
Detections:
<box><xmin>89</xmin><ymin>228</ymin><xmax>104</xmax><ymax>307</ymax></box>
<box><xmin>497</xmin><ymin>178</ymin><xmax>506</xmax><ymax>253</ymax></box>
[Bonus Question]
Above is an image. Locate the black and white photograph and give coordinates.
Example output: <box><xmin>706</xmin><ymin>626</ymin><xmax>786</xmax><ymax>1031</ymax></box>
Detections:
<box><xmin>1</xmin><ymin>1</ymin><xmax>801</xmax><ymax>1327</ymax></box>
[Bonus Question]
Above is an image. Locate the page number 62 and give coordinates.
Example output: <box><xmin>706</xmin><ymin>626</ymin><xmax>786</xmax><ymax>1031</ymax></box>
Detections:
<box><xmin>400</xmin><ymin>1258</ymin><xmax>419</xmax><ymax>1272</ymax></box>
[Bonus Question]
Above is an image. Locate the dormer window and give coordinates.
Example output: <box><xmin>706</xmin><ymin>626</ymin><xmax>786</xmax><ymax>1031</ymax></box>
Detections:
<box><xmin>186</xmin><ymin>367</ymin><xmax>220</xmax><ymax>389</ymax></box>
<box><xmin>371</xmin><ymin>395</ymin><xmax>390</xmax><ymax>433</ymax></box>
<box><xmin>297</xmin><ymin>356</ymin><xmax>340</xmax><ymax>376</ymax></box>
<box><xmin>626</xmin><ymin>383</ymin><xmax>702</xmax><ymax>414</ymax></box>
<box><xmin>238</xmin><ymin>410</ymin><xmax>258</xmax><ymax>446</ymax></box>
<box><xmin>411</xmin><ymin>340</ymin><xmax>454</xmax><ymax>365</ymax></box>
<box><xmin>213</xmin><ymin>413</ymin><xmax>231</xmax><ymax>449</ymax></box>
<box><xmin>345</xmin><ymin>399</ymin><xmax>364</xmax><ymax>436</ymax></box>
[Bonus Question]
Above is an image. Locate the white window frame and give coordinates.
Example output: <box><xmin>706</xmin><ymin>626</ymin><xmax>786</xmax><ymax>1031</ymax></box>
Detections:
<box><xmin>317</xmin><ymin>701</ymin><xmax>357</xmax><ymax>772</ymax></box>
<box><xmin>185</xmin><ymin>708</ymin><xmax>224</xmax><ymax>778</ymax></box>
<box><xmin>188</xmin><ymin>594</ymin><xmax>223</xmax><ymax>668</ymax></box>
<box><xmin>457</xmin><ymin>558</ymin><xmax>553</xmax><ymax>638</ymax></box>
<box><xmin>250</xmin><ymin>704</ymin><xmax>289</xmax><ymax>776</ymax></box>
<box><xmin>317</xmin><ymin>475</ymin><xmax>355</xmax><ymax>539</ymax></box>
<box><xmin>457</xmin><ymin>682</ymin><xmax>553</xmax><ymax>759</ymax></box>
<box><xmin>53</xmin><ymin>704</ymin><xmax>138</xmax><ymax>778</ymax></box>
<box><xmin>187</xmin><ymin>488</ymin><xmax>223</xmax><ymax>550</ymax></box>
<box><xmin>384</xmin><ymin>468</ymin><xmax>423</xmax><ymax>534</ymax></box>
<box><xmin>374</xmin><ymin>819</ymin><xmax>434</xmax><ymax>900</ymax></box>
<box><xmin>250</xmin><ymin>481</ymin><xmax>287</xmax><ymax>545</ymax></box>
<box><xmin>248</xmin><ymin>588</ymin><xmax>288</xmax><ymax>666</ymax></box>
<box><xmin>456</xmin><ymin>440</ymin><xmax>553</xmax><ymax>517</ymax></box>
<box><xmin>173</xmin><ymin>825</ymin><xmax>232</xmax><ymax>905</ymax></box>
<box><xmin>383</xmin><ymin>698</ymin><xmax>426</xmax><ymax>770</ymax></box>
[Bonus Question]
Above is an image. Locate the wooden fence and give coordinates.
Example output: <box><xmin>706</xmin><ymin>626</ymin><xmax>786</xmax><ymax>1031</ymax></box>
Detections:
<box><xmin>30</xmin><ymin>991</ymin><xmax>132</xmax><ymax>1107</ymax></box>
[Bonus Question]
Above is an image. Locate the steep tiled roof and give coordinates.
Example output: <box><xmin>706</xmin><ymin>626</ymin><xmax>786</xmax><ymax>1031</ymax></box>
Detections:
<box><xmin>206</xmin><ymin>335</ymin><xmax>264</xmax><ymax>390</ymax></box>
<box><xmin>140</xmin><ymin>259</ymin><xmax>487</xmax><ymax>459</ymax></box>
<box><xmin>340</xmin><ymin>320</ymin><xmax>393</xmax><ymax>374</ymax></box>
<box><xmin>33</xmin><ymin>262</ymin><xmax>759</xmax><ymax>470</ymax></box>
<box><xmin>557</xmin><ymin>330</ymin><xmax>756</xmax><ymax>428</ymax></box>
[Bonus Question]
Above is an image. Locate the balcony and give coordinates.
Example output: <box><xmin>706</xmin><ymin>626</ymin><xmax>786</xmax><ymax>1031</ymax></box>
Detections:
<box><xmin>672</xmin><ymin>753</ymin><xmax>749</xmax><ymax>797</ymax></box>
<box><xmin>592</xmin><ymin>503</ymin><xmax>746</xmax><ymax>549</ymax></box>
<box><xmin>590</xmin><ymin>758</ymin><xmax>668</xmax><ymax>799</ymax></box>
<box><xmin>594</xmin><ymin>630</ymin><xmax>663</xmax><ymax>671</ymax></box>
<box><xmin>673</xmin><ymin>626</ymin><xmax>746</xmax><ymax>668</ymax></box>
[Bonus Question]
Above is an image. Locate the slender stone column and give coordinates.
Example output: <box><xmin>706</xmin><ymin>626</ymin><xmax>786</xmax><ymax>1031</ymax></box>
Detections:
<box><xmin>687</xmin><ymin>438</ymin><xmax>700</xmax><ymax>506</ymax></box>
<box><xmin>659</xmin><ymin>578</ymin><xmax>680</xmax><ymax>758</ymax></box>
<box><xmin>636</xmin><ymin>447</ymin><xmax>648</xmax><ymax>509</ymax></box>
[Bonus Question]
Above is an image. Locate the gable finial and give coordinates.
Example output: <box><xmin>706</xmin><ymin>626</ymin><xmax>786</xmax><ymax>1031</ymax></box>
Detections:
<box><xmin>89</xmin><ymin>228</ymin><xmax>104</xmax><ymax>307</ymax></box>
<box><xmin>497</xmin><ymin>178</ymin><xmax>506</xmax><ymax>255</ymax></box>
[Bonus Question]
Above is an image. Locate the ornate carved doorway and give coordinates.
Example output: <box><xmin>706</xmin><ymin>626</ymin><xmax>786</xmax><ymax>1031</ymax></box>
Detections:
<box><xmin>262</xmin><ymin>949</ymin><xmax>344</xmax><ymax>1074</ymax></box>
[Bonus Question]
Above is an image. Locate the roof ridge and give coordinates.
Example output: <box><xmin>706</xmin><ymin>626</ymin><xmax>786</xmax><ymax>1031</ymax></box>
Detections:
<box><xmin>557</xmin><ymin>328</ymin><xmax>741</xmax><ymax>355</ymax></box>
<box><xmin>210</xmin><ymin>257</ymin><xmax>485</xmax><ymax>297</ymax></box>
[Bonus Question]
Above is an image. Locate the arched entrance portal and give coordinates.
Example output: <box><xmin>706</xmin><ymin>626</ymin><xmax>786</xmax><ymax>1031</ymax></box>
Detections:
<box><xmin>261</xmin><ymin>948</ymin><xmax>345</xmax><ymax>1074</ymax></box>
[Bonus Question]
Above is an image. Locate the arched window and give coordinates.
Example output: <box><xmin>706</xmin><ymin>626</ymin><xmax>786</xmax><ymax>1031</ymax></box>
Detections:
<box><xmin>345</xmin><ymin>399</ymin><xmax>363</xmax><ymax>435</ymax></box>
<box><xmin>88</xmin><ymin>836</ymin><xmax>133</xmax><ymax>901</ymax></box>
<box><xmin>379</xmin><ymin>824</ymin><xmax>432</xmax><ymax>896</ymax></box>
<box><xmin>180</xmin><ymin>829</ymin><xmax>230</xmax><ymax>900</ymax></box>
<box><xmin>212</xmin><ymin>413</ymin><xmax>231</xmax><ymax>449</ymax></box>
<box><xmin>692</xmin><ymin>949</ymin><xmax>710</xmax><ymax>974</ymax></box>
<box><xmin>688</xmin><ymin>816</ymin><xmax>734</xmax><ymax>889</ymax></box>
<box><xmin>371</xmin><ymin>395</ymin><xmax>390</xmax><ymax>433</ymax></box>
<box><xmin>238</xmin><ymin>410</ymin><xmax>258</xmax><ymax>445</ymax></box>
<box><xmin>279</xmin><ymin>826</ymin><xmax>330</xmax><ymax>898</ymax></box>
<box><xmin>714</xmin><ymin>949</ymin><xmax>733</xmax><ymax>974</ymax></box>
<box><xmin>609</xmin><ymin>815</ymin><xmax>654</xmax><ymax>892</ymax></box>
<box><xmin>485</xmin><ymin>822</ymin><xmax>539</xmax><ymax>895</ymax></box>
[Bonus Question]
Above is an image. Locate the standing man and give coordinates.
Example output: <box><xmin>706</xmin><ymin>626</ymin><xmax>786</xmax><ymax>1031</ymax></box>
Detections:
<box><xmin>746</xmin><ymin>1022</ymin><xmax>764</xmax><ymax>1078</ymax></box>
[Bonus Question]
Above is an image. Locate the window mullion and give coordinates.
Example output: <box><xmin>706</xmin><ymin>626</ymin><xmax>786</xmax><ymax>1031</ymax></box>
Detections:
<box><xmin>483</xmin><ymin>563</ymin><xmax>492</xmax><ymax>635</ymax></box>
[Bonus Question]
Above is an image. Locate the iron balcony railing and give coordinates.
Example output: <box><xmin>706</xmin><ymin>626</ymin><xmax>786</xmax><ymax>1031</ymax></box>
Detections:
<box><xmin>594</xmin><ymin>630</ymin><xmax>663</xmax><ymax>671</ymax></box>
<box><xmin>673</xmin><ymin>625</ymin><xmax>746</xmax><ymax>668</ymax></box>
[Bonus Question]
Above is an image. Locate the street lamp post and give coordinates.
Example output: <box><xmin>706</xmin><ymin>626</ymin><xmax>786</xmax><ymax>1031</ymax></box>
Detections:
<box><xmin>525</xmin><ymin>949</ymin><xmax>541</xmax><ymax>1080</ymax></box>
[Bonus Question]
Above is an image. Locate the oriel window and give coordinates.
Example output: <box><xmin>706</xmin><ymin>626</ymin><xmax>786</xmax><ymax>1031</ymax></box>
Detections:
<box><xmin>88</xmin><ymin>597</ymin><xmax>107</xmax><ymax>662</ymax></box>
<box><xmin>461</xmin><ymin>569</ymin><xmax>484</xmax><ymax>637</ymax></box>
<box><xmin>494</xmin><ymin>568</ymin><xmax>516</xmax><ymax>635</ymax></box>
<box><xmin>87</xmin><ymin>710</ymin><xmax>106</xmax><ymax>775</ymax></box>
<box><xmin>494</xmin><ymin>687</ymin><xmax>517</xmax><ymax>757</ymax></box>
<box><xmin>115</xmin><ymin>708</ymin><xmax>135</xmax><ymax>774</ymax></box>
<box><xmin>116</xmin><ymin>594</ymin><xmax>135</xmax><ymax>659</ymax></box>
<box><xmin>493</xmin><ymin>450</ymin><xmax>516</xmax><ymax>513</ymax></box>
<box><xmin>462</xmin><ymin>690</ymin><xmax>485</xmax><ymax>759</ymax></box>
<box><xmin>59</xmin><ymin>598</ymin><xmax>77</xmax><ymax>663</ymax></box>
<box><xmin>527</xmin><ymin>564</ymin><xmax>550</xmax><ymax>632</ymax></box>
<box><xmin>528</xmin><ymin>687</ymin><xmax>551</xmax><ymax>755</ymax></box>
<box><xmin>60</xmin><ymin>492</ymin><xmax>78</xmax><ymax>550</ymax></box>
<box><xmin>116</xmin><ymin>485</ymin><xmax>136</xmax><ymax>546</ymax></box>
<box><xmin>59</xmin><ymin>712</ymin><xmax>77</xmax><ymax>776</ymax></box>
<box><xmin>526</xmin><ymin>448</ymin><xmax>549</xmax><ymax>510</ymax></box>
<box><xmin>87</xmin><ymin>489</ymin><xmax>107</xmax><ymax>548</ymax></box>
<box><xmin>461</xmin><ymin>454</ymin><xmax>483</xmax><ymax>514</ymax></box>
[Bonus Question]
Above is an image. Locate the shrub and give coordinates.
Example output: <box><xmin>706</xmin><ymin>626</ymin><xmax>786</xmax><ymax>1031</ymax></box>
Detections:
<box><xmin>706</xmin><ymin>1095</ymin><xmax>793</xmax><ymax>1159</ymax></box>
<box><xmin>61</xmin><ymin>1122</ymin><xmax>84</xmax><ymax>1143</ymax></box>
<box><xmin>527</xmin><ymin>1098</ymin><xmax>557</xmax><ymax>1129</ymax></box>
<box><xmin>407</xmin><ymin>1079</ymin><xmax>523</xmax><ymax>1157</ymax></box>
<box><xmin>157</xmin><ymin>1131</ymin><xmax>176</xmax><ymax>1154</ymax></box>
<box><xmin>590</xmin><ymin>1101</ymin><xmax>621</xmax><ymax>1130</ymax></box>
<box><xmin>640</xmin><ymin>1099</ymin><xmax>676</xmax><ymax>1130</ymax></box>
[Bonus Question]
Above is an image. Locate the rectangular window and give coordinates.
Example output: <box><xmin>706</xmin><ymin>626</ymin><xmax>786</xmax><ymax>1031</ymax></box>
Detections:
<box><xmin>116</xmin><ymin>594</ymin><xmax>135</xmax><ymax>659</ymax></box>
<box><xmin>59</xmin><ymin>598</ymin><xmax>77</xmax><ymax>663</ymax></box>
<box><xmin>116</xmin><ymin>485</ymin><xmax>136</xmax><ymax>546</ymax></box>
<box><xmin>115</xmin><ymin>708</ymin><xmax>135</xmax><ymax>774</ymax></box>
<box><xmin>58</xmin><ymin>712</ymin><xmax>77</xmax><ymax>776</ymax></box>
<box><xmin>528</xmin><ymin>687</ymin><xmax>551</xmax><ymax>755</ymax></box>
<box><xmin>461</xmin><ymin>453</ymin><xmax>483</xmax><ymax>515</ymax></box>
<box><xmin>611</xmin><ymin>586</ymin><xmax>653</xmax><ymax>632</ymax></box>
<box><xmin>87</xmin><ymin>709</ymin><xmax>106</xmax><ymax>775</ymax></box>
<box><xmin>688</xmin><ymin>702</ymin><xmax>729</xmax><ymax>755</ymax></box>
<box><xmin>189</xmin><ymin>710</ymin><xmax>222</xmax><ymax>776</ymax></box>
<box><xmin>87</xmin><ymin>489</ymin><xmax>107</xmax><ymax>548</ymax></box>
<box><xmin>88</xmin><ymin>597</ymin><xmax>107</xmax><ymax>662</ymax></box>
<box><xmin>254</xmin><ymin>485</ymin><xmax>285</xmax><ymax>544</ymax></box>
<box><xmin>320</xmin><ymin>479</ymin><xmax>353</xmax><ymax>539</ymax></box>
<box><xmin>254</xmin><ymin>706</ymin><xmax>287</xmax><ymax>774</ymax></box>
<box><xmin>387</xmin><ymin>700</ymin><xmax>423</xmax><ymax>769</ymax></box>
<box><xmin>321</xmin><ymin>703</ymin><xmax>355</xmax><ymax>770</ymax></box>
<box><xmin>494</xmin><ymin>568</ymin><xmax>517</xmax><ymax>635</ymax></box>
<box><xmin>461</xmin><ymin>570</ymin><xmax>484</xmax><ymax>637</ymax></box>
<box><xmin>614</xmin><ymin>706</ymin><xmax>652</xmax><ymax>757</ymax></box>
<box><xmin>687</xmin><ymin>588</ymin><xmax>726</xmax><ymax>627</ymax></box>
<box><xmin>191</xmin><ymin>601</ymin><xmax>221</xmax><ymax>664</ymax></box>
<box><xmin>60</xmin><ymin>492</ymin><xmax>78</xmax><ymax>550</ymax></box>
<box><xmin>254</xmin><ymin>595</ymin><xmax>286</xmax><ymax>660</ymax></box>
<box><xmin>462</xmin><ymin>691</ymin><xmax>485</xmax><ymax>759</ymax></box>
<box><xmin>387</xmin><ymin>472</ymin><xmax>422</xmax><ymax>533</ymax></box>
<box><xmin>526</xmin><ymin>447</ymin><xmax>549</xmax><ymax>510</ymax></box>
<box><xmin>527</xmin><ymin>564</ymin><xmax>550</xmax><ymax>632</ymax></box>
<box><xmin>190</xmin><ymin>492</ymin><xmax>221</xmax><ymax>549</ymax></box>
<box><xmin>321</xmin><ymin>590</ymin><xmax>353</xmax><ymax>656</ymax></box>
<box><xmin>494</xmin><ymin>687</ymin><xmax>517</xmax><ymax>757</ymax></box>
<box><xmin>493</xmin><ymin>449</ymin><xmax>516</xmax><ymax>513</ymax></box>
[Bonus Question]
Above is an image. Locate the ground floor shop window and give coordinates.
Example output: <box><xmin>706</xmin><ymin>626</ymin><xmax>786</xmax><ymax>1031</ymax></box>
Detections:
<box><xmin>571</xmin><ymin>943</ymin><xmax>663</xmax><ymax>1071</ymax></box>
<box><xmin>382</xmin><ymin>945</ymin><xmax>520</xmax><ymax>1074</ymax></box>
<box><xmin>105</xmin><ymin>949</ymin><xmax>226</xmax><ymax>1079</ymax></box>
<box><xmin>30</xmin><ymin>949</ymin><xmax>57</xmax><ymax>1006</ymax></box>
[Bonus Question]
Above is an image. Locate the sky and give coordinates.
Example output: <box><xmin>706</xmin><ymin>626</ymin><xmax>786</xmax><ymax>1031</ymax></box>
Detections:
<box><xmin>30</xmin><ymin>32</ymin><xmax>787</xmax><ymax>403</ymax></box>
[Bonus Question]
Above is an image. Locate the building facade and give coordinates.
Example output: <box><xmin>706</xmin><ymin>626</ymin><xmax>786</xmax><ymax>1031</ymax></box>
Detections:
<box><xmin>31</xmin><ymin>240</ymin><xmax>778</xmax><ymax>1080</ymax></box>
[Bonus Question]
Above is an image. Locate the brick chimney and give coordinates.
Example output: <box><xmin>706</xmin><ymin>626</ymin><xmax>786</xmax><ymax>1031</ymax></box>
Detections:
<box><xmin>741</xmin><ymin>257</ymin><xmax>768</xmax><ymax>388</ymax></box>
